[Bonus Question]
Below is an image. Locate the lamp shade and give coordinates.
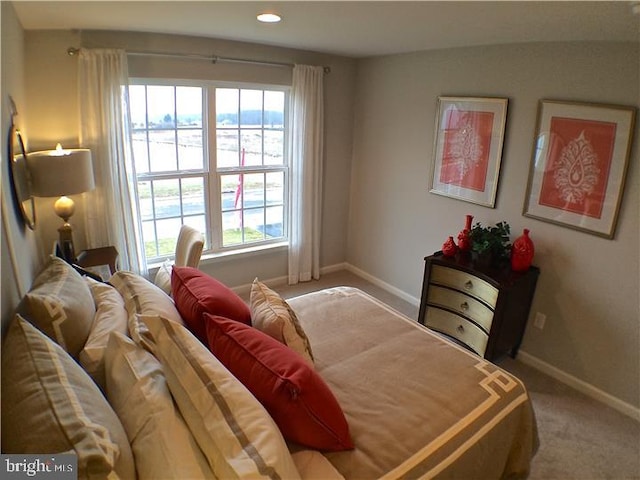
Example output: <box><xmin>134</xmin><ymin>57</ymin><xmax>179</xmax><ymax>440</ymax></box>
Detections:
<box><xmin>27</xmin><ymin>147</ymin><xmax>94</xmax><ymax>198</ymax></box>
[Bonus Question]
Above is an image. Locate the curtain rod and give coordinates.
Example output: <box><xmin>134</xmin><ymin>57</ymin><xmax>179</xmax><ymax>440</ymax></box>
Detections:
<box><xmin>67</xmin><ymin>47</ymin><xmax>331</xmax><ymax>74</ymax></box>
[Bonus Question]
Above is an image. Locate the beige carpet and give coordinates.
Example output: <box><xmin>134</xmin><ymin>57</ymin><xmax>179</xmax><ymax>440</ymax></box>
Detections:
<box><xmin>258</xmin><ymin>270</ymin><xmax>640</xmax><ymax>480</ymax></box>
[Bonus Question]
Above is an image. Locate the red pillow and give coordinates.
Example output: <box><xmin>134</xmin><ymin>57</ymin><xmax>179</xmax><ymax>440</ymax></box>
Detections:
<box><xmin>204</xmin><ymin>313</ymin><xmax>353</xmax><ymax>452</ymax></box>
<box><xmin>171</xmin><ymin>267</ymin><xmax>251</xmax><ymax>342</ymax></box>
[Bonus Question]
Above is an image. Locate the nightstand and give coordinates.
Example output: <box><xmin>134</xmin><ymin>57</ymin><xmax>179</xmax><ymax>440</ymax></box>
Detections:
<box><xmin>418</xmin><ymin>252</ymin><xmax>539</xmax><ymax>361</ymax></box>
<box><xmin>76</xmin><ymin>246</ymin><xmax>119</xmax><ymax>279</ymax></box>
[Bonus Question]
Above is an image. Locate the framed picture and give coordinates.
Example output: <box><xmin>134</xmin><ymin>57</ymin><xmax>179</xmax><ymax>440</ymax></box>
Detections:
<box><xmin>523</xmin><ymin>100</ymin><xmax>636</xmax><ymax>238</ymax></box>
<box><xmin>429</xmin><ymin>96</ymin><xmax>508</xmax><ymax>207</ymax></box>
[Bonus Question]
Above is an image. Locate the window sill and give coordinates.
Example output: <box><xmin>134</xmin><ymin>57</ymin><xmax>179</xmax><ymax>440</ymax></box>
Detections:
<box><xmin>200</xmin><ymin>241</ymin><xmax>289</xmax><ymax>265</ymax></box>
<box><xmin>146</xmin><ymin>241</ymin><xmax>288</xmax><ymax>272</ymax></box>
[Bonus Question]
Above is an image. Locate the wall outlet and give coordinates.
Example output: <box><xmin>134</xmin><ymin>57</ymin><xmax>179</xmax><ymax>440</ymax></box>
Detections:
<box><xmin>534</xmin><ymin>312</ymin><xmax>546</xmax><ymax>330</ymax></box>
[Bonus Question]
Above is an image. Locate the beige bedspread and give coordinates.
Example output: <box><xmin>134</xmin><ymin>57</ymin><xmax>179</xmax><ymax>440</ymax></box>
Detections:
<box><xmin>288</xmin><ymin>287</ymin><xmax>538</xmax><ymax>480</ymax></box>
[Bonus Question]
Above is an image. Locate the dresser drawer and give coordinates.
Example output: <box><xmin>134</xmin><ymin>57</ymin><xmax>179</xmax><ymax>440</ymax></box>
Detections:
<box><xmin>430</xmin><ymin>265</ymin><xmax>498</xmax><ymax>307</ymax></box>
<box><xmin>419</xmin><ymin>254</ymin><xmax>540</xmax><ymax>360</ymax></box>
<box><xmin>425</xmin><ymin>307</ymin><xmax>489</xmax><ymax>356</ymax></box>
<box><xmin>427</xmin><ymin>285</ymin><xmax>494</xmax><ymax>333</ymax></box>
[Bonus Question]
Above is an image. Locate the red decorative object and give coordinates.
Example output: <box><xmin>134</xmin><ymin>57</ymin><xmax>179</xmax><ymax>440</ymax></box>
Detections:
<box><xmin>457</xmin><ymin>214</ymin><xmax>473</xmax><ymax>252</ymax></box>
<box><xmin>442</xmin><ymin>236</ymin><xmax>458</xmax><ymax>257</ymax></box>
<box><xmin>511</xmin><ymin>229</ymin><xmax>535</xmax><ymax>271</ymax></box>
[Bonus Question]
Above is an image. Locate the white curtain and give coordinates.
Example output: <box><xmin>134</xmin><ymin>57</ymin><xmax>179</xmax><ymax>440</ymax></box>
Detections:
<box><xmin>288</xmin><ymin>65</ymin><xmax>324</xmax><ymax>285</ymax></box>
<box><xmin>78</xmin><ymin>49</ymin><xmax>145</xmax><ymax>274</ymax></box>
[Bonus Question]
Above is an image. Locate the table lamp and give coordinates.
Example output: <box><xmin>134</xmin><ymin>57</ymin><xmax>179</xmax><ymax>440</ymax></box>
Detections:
<box><xmin>27</xmin><ymin>144</ymin><xmax>95</xmax><ymax>262</ymax></box>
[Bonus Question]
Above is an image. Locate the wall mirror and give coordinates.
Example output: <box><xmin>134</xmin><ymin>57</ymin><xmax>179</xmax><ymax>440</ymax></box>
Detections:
<box><xmin>8</xmin><ymin>101</ymin><xmax>36</xmax><ymax>229</ymax></box>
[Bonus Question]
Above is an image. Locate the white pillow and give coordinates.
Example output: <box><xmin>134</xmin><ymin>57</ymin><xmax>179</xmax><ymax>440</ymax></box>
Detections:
<box><xmin>79</xmin><ymin>277</ymin><xmax>129</xmax><ymax>390</ymax></box>
<box><xmin>104</xmin><ymin>332</ymin><xmax>214</xmax><ymax>479</ymax></box>
<box><xmin>137</xmin><ymin>314</ymin><xmax>301</xmax><ymax>480</ymax></box>
<box><xmin>110</xmin><ymin>270</ymin><xmax>183</xmax><ymax>344</ymax></box>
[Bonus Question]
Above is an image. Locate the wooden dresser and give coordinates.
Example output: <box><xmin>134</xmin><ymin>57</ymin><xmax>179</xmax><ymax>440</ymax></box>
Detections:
<box><xmin>418</xmin><ymin>252</ymin><xmax>539</xmax><ymax>361</ymax></box>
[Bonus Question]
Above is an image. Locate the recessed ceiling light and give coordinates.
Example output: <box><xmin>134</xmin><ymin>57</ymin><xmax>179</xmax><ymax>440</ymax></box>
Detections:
<box><xmin>257</xmin><ymin>13</ymin><xmax>282</xmax><ymax>23</ymax></box>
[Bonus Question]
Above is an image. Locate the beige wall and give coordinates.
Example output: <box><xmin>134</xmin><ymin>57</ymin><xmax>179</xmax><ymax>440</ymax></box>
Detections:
<box><xmin>1</xmin><ymin>2</ymin><xmax>42</xmax><ymax>334</ymax></box>
<box><xmin>24</xmin><ymin>30</ymin><xmax>86</xmax><ymax>255</ymax></box>
<box><xmin>348</xmin><ymin>42</ymin><xmax>639</xmax><ymax>409</ymax></box>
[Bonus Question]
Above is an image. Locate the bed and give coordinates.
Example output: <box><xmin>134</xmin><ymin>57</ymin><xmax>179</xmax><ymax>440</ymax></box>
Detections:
<box><xmin>1</xmin><ymin>256</ymin><xmax>538</xmax><ymax>479</ymax></box>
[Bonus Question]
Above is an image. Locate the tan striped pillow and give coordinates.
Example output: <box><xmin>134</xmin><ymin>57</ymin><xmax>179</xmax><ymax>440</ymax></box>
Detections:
<box><xmin>1</xmin><ymin>315</ymin><xmax>135</xmax><ymax>480</ymax></box>
<box><xmin>250</xmin><ymin>278</ymin><xmax>314</xmax><ymax>365</ymax></box>
<box><xmin>137</xmin><ymin>314</ymin><xmax>301</xmax><ymax>480</ymax></box>
<box><xmin>105</xmin><ymin>332</ymin><xmax>214</xmax><ymax>479</ymax></box>
<box><xmin>17</xmin><ymin>255</ymin><xmax>95</xmax><ymax>358</ymax></box>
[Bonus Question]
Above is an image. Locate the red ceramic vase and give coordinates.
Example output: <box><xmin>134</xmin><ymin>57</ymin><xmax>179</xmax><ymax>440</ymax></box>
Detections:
<box><xmin>511</xmin><ymin>228</ymin><xmax>534</xmax><ymax>271</ymax></box>
<box><xmin>442</xmin><ymin>236</ymin><xmax>458</xmax><ymax>257</ymax></box>
<box><xmin>457</xmin><ymin>214</ymin><xmax>473</xmax><ymax>252</ymax></box>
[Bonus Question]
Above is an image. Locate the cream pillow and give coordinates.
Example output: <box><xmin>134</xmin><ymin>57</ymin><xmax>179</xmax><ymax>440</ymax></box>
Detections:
<box><xmin>79</xmin><ymin>277</ymin><xmax>129</xmax><ymax>390</ymax></box>
<box><xmin>1</xmin><ymin>315</ymin><xmax>135</xmax><ymax>480</ymax></box>
<box><xmin>138</xmin><ymin>314</ymin><xmax>301</xmax><ymax>480</ymax></box>
<box><xmin>250</xmin><ymin>278</ymin><xmax>315</xmax><ymax>365</ymax></box>
<box><xmin>104</xmin><ymin>332</ymin><xmax>214</xmax><ymax>479</ymax></box>
<box><xmin>153</xmin><ymin>259</ymin><xmax>173</xmax><ymax>296</ymax></box>
<box><xmin>17</xmin><ymin>255</ymin><xmax>96</xmax><ymax>358</ymax></box>
<box><xmin>110</xmin><ymin>270</ymin><xmax>183</xmax><ymax>343</ymax></box>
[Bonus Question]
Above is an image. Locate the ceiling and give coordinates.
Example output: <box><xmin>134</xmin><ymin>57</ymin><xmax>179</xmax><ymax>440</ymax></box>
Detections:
<box><xmin>12</xmin><ymin>1</ymin><xmax>640</xmax><ymax>58</ymax></box>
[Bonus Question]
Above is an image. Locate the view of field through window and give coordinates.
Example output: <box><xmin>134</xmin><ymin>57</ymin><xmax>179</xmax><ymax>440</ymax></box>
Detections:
<box><xmin>129</xmin><ymin>84</ymin><xmax>287</xmax><ymax>261</ymax></box>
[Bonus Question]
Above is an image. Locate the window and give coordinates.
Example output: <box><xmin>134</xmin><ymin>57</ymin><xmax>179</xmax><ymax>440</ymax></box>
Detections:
<box><xmin>129</xmin><ymin>81</ymin><xmax>288</xmax><ymax>264</ymax></box>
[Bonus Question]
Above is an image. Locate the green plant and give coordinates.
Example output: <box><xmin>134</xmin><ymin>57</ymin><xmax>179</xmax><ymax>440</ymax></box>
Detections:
<box><xmin>469</xmin><ymin>221</ymin><xmax>511</xmax><ymax>260</ymax></box>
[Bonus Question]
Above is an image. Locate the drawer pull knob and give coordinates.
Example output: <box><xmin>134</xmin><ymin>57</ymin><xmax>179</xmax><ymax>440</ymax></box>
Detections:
<box><xmin>457</xmin><ymin>325</ymin><xmax>465</xmax><ymax>334</ymax></box>
<box><xmin>464</xmin><ymin>280</ymin><xmax>473</xmax><ymax>290</ymax></box>
<box><xmin>460</xmin><ymin>301</ymin><xmax>469</xmax><ymax>311</ymax></box>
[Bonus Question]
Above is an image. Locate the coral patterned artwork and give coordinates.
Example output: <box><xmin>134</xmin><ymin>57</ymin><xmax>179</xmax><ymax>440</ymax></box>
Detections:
<box><xmin>430</xmin><ymin>96</ymin><xmax>508</xmax><ymax>208</ymax></box>
<box><xmin>439</xmin><ymin>110</ymin><xmax>494</xmax><ymax>191</ymax></box>
<box><xmin>524</xmin><ymin>100</ymin><xmax>635</xmax><ymax>238</ymax></box>
<box><xmin>538</xmin><ymin>117</ymin><xmax>616</xmax><ymax>219</ymax></box>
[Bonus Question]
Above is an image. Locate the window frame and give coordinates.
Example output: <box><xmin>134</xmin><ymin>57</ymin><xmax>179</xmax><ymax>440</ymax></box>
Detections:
<box><xmin>129</xmin><ymin>78</ymin><xmax>290</xmax><ymax>265</ymax></box>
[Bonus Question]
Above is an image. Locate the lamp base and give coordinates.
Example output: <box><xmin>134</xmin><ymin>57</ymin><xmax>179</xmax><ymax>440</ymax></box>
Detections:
<box><xmin>58</xmin><ymin>222</ymin><xmax>75</xmax><ymax>263</ymax></box>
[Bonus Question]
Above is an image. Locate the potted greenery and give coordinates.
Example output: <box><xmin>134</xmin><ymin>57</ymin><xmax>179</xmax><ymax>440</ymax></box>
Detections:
<box><xmin>469</xmin><ymin>221</ymin><xmax>511</xmax><ymax>267</ymax></box>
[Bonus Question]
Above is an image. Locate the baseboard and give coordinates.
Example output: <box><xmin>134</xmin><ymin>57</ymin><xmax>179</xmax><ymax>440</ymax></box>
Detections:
<box><xmin>343</xmin><ymin>263</ymin><xmax>421</xmax><ymax>306</ymax></box>
<box><xmin>230</xmin><ymin>263</ymin><xmax>347</xmax><ymax>296</ymax></box>
<box><xmin>320</xmin><ymin>262</ymin><xmax>349</xmax><ymax>275</ymax></box>
<box><xmin>517</xmin><ymin>351</ymin><xmax>640</xmax><ymax>422</ymax></box>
